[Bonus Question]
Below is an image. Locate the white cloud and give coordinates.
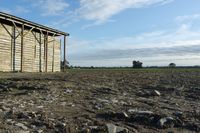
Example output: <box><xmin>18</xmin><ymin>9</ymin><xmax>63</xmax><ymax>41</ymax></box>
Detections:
<box><xmin>15</xmin><ymin>6</ymin><xmax>30</xmax><ymax>14</ymax></box>
<box><xmin>69</xmin><ymin>24</ymin><xmax>200</xmax><ymax>52</ymax></box>
<box><xmin>29</xmin><ymin>0</ymin><xmax>69</xmax><ymax>16</ymax></box>
<box><xmin>68</xmin><ymin>24</ymin><xmax>200</xmax><ymax>66</ymax></box>
<box><xmin>0</xmin><ymin>8</ymin><xmax>12</xmax><ymax>14</ymax></box>
<box><xmin>43</xmin><ymin>0</ymin><xmax>69</xmax><ymax>16</ymax></box>
<box><xmin>44</xmin><ymin>0</ymin><xmax>174</xmax><ymax>28</ymax></box>
<box><xmin>0</xmin><ymin>6</ymin><xmax>29</xmax><ymax>14</ymax></box>
<box><xmin>77</xmin><ymin>0</ymin><xmax>174</xmax><ymax>24</ymax></box>
<box><xmin>175</xmin><ymin>14</ymin><xmax>200</xmax><ymax>23</ymax></box>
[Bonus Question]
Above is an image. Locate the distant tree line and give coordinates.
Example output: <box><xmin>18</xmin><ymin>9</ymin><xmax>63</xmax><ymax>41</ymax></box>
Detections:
<box><xmin>61</xmin><ymin>60</ymin><xmax>200</xmax><ymax>70</ymax></box>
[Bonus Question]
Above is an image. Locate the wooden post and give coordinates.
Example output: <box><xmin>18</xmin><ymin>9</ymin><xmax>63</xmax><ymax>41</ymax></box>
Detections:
<box><xmin>44</xmin><ymin>34</ymin><xmax>46</xmax><ymax>72</ymax></box>
<box><xmin>11</xmin><ymin>28</ymin><xmax>13</xmax><ymax>71</ymax></box>
<box><xmin>63</xmin><ymin>35</ymin><xmax>66</xmax><ymax>72</ymax></box>
<box><xmin>21</xmin><ymin>24</ymin><xmax>24</xmax><ymax>72</ymax></box>
<box><xmin>13</xmin><ymin>26</ymin><xmax>16</xmax><ymax>71</ymax></box>
<box><xmin>52</xmin><ymin>41</ymin><xmax>55</xmax><ymax>72</ymax></box>
<box><xmin>39</xmin><ymin>32</ymin><xmax>42</xmax><ymax>72</ymax></box>
<box><xmin>45</xmin><ymin>32</ymin><xmax>48</xmax><ymax>72</ymax></box>
<box><xmin>60</xmin><ymin>39</ymin><xmax>62</xmax><ymax>72</ymax></box>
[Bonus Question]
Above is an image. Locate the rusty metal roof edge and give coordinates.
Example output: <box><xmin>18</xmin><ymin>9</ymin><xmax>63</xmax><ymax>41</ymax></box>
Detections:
<box><xmin>0</xmin><ymin>12</ymin><xmax>69</xmax><ymax>36</ymax></box>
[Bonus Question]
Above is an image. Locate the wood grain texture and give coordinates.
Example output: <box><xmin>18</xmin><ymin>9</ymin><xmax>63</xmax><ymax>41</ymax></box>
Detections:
<box><xmin>0</xmin><ymin>24</ymin><xmax>12</xmax><ymax>71</ymax></box>
<box><xmin>0</xmin><ymin>23</ymin><xmax>61</xmax><ymax>72</ymax></box>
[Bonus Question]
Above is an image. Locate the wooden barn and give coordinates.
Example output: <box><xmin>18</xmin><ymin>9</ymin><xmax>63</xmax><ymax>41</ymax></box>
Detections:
<box><xmin>0</xmin><ymin>12</ymin><xmax>69</xmax><ymax>72</ymax></box>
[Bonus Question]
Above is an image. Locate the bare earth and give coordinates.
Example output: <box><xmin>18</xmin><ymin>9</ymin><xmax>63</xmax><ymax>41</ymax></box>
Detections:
<box><xmin>0</xmin><ymin>69</ymin><xmax>200</xmax><ymax>133</ymax></box>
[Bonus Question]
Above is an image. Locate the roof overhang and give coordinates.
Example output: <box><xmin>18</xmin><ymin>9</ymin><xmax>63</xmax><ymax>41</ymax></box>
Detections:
<box><xmin>0</xmin><ymin>12</ymin><xmax>69</xmax><ymax>36</ymax></box>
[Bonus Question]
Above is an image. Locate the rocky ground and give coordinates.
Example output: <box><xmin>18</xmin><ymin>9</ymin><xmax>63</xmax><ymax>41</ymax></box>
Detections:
<box><xmin>0</xmin><ymin>68</ymin><xmax>200</xmax><ymax>133</ymax></box>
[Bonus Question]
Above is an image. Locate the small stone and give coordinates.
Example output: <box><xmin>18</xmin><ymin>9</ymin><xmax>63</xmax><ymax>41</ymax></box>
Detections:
<box><xmin>64</xmin><ymin>89</ymin><xmax>73</xmax><ymax>93</ymax></box>
<box><xmin>6</xmin><ymin>119</ymin><xmax>12</xmax><ymax>122</ymax></box>
<box><xmin>15</xmin><ymin>122</ymin><xmax>28</xmax><ymax>130</ymax></box>
<box><xmin>153</xmin><ymin>90</ymin><xmax>161</xmax><ymax>96</ymax></box>
<box><xmin>128</xmin><ymin>109</ymin><xmax>153</xmax><ymax>115</ymax></box>
<box><xmin>114</xmin><ymin>112</ymin><xmax>129</xmax><ymax>119</ymax></box>
<box><xmin>6</xmin><ymin>119</ymin><xmax>15</xmax><ymax>125</ymax></box>
<box><xmin>97</xmin><ymin>99</ymin><xmax>110</xmax><ymax>104</ymax></box>
<box><xmin>30</xmin><ymin>125</ymin><xmax>36</xmax><ymax>129</ymax></box>
<box><xmin>173</xmin><ymin>111</ymin><xmax>183</xmax><ymax>117</ymax></box>
<box><xmin>55</xmin><ymin>121</ymin><xmax>66</xmax><ymax>128</ymax></box>
<box><xmin>37</xmin><ymin>106</ymin><xmax>43</xmax><ymax>109</ymax></box>
<box><xmin>18</xmin><ymin>130</ymin><xmax>30</xmax><ymax>133</ymax></box>
<box><xmin>36</xmin><ymin>129</ymin><xmax>43</xmax><ymax>133</ymax></box>
<box><xmin>157</xmin><ymin>117</ymin><xmax>174</xmax><ymax>128</ymax></box>
<box><xmin>111</xmin><ymin>99</ymin><xmax>118</xmax><ymax>104</ymax></box>
<box><xmin>94</xmin><ymin>105</ymin><xmax>101</xmax><ymax>110</ymax></box>
<box><xmin>122</xmin><ymin>112</ymin><xmax>129</xmax><ymax>118</ymax></box>
<box><xmin>61</xmin><ymin>102</ymin><xmax>67</xmax><ymax>106</ymax></box>
<box><xmin>67</xmin><ymin>103</ymin><xmax>75</xmax><ymax>107</ymax></box>
<box><xmin>89</xmin><ymin>126</ymin><xmax>98</xmax><ymax>130</ymax></box>
<box><xmin>106</xmin><ymin>123</ymin><xmax>128</xmax><ymax>133</ymax></box>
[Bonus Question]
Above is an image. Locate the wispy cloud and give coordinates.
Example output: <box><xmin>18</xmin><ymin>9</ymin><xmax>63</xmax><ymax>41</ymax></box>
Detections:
<box><xmin>175</xmin><ymin>14</ymin><xmax>200</xmax><ymax>23</ymax></box>
<box><xmin>15</xmin><ymin>6</ymin><xmax>30</xmax><ymax>14</ymax></box>
<box><xmin>42</xmin><ymin>0</ymin><xmax>69</xmax><ymax>16</ymax></box>
<box><xmin>28</xmin><ymin>0</ymin><xmax>69</xmax><ymax>16</ymax></box>
<box><xmin>70</xmin><ymin>45</ymin><xmax>200</xmax><ymax>60</ymax></box>
<box><xmin>0</xmin><ymin>8</ymin><xmax>12</xmax><ymax>14</ymax></box>
<box><xmin>68</xmin><ymin>23</ymin><xmax>200</xmax><ymax>66</ymax></box>
<box><xmin>49</xmin><ymin>0</ymin><xmax>174</xmax><ymax>28</ymax></box>
<box><xmin>77</xmin><ymin>0</ymin><xmax>174</xmax><ymax>24</ymax></box>
<box><xmin>0</xmin><ymin>6</ymin><xmax>29</xmax><ymax>14</ymax></box>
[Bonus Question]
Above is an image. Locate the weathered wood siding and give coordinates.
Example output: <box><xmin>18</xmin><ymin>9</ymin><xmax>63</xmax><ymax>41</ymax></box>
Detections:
<box><xmin>0</xmin><ymin>24</ymin><xmax>12</xmax><ymax>71</ymax></box>
<box><xmin>54</xmin><ymin>39</ymin><xmax>61</xmax><ymax>72</ymax></box>
<box><xmin>47</xmin><ymin>36</ymin><xmax>53</xmax><ymax>72</ymax></box>
<box><xmin>23</xmin><ymin>30</ymin><xmax>38</xmax><ymax>72</ymax></box>
<box><xmin>0</xmin><ymin>23</ymin><xmax>61</xmax><ymax>72</ymax></box>
<box><xmin>14</xmin><ymin>28</ymin><xmax>22</xmax><ymax>71</ymax></box>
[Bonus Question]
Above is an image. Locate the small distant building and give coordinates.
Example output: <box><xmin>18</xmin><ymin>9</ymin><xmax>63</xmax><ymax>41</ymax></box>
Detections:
<box><xmin>0</xmin><ymin>12</ymin><xmax>69</xmax><ymax>72</ymax></box>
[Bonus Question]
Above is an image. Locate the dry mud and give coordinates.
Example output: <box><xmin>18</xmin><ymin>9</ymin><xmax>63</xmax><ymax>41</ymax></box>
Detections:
<box><xmin>0</xmin><ymin>69</ymin><xmax>200</xmax><ymax>133</ymax></box>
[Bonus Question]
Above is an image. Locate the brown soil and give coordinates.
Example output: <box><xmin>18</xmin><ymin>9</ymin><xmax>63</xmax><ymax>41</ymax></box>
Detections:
<box><xmin>0</xmin><ymin>69</ymin><xmax>200</xmax><ymax>133</ymax></box>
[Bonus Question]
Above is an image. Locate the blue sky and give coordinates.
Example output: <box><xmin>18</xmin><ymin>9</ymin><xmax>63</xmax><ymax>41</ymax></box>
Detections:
<box><xmin>1</xmin><ymin>0</ymin><xmax>200</xmax><ymax>66</ymax></box>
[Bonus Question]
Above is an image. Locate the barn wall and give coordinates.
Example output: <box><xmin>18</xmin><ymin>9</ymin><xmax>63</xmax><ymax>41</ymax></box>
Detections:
<box><xmin>14</xmin><ymin>28</ymin><xmax>22</xmax><ymax>71</ymax></box>
<box><xmin>0</xmin><ymin>22</ymin><xmax>61</xmax><ymax>72</ymax></box>
<box><xmin>0</xmin><ymin>24</ymin><xmax>12</xmax><ymax>71</ymax></box>
<box><xmin>54</xmin><ymin>39</ymin><xmax>61</xmax><ymax>72</ymax></box>
<box><xmin>46</xmin><ymin>36</ymin><xmax>60</xmax><ymax>72</ymax></box>
<box><xmin>23</xmin><ymin>30</ymin><xmax>44</xmax><ymax>72</ymax></box>
<box><xmin>47</xmin><ymin>36</ymin><xmax>53</xmax><ymax>72</ymax></box>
